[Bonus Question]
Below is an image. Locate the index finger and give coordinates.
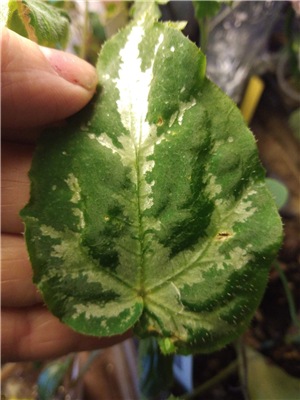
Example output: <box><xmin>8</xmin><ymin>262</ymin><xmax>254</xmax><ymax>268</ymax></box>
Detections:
<box><xmin>1</xmin><ymin>28</ymin><xmax>98</xmax><ymax>138</ymax></box>
<box><xmin>1</xmin><ymin>234</ymin><xmax>42</xmax><ymax>307</ymax></box>
<box><xmin>1</xmin><ymin>142</ymin><xmax>32</xmax><ymax>234</ymax></box>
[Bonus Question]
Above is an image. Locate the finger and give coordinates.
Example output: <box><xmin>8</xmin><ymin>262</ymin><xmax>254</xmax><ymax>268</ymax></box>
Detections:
<box><xmin>1</xmin><ymin>28</ymin><xmax>98</xmax><ymax>136</ymax></box>
<box><xmin>1</xmin><ymin>306</ymin><xmax>131</xmax><ymax>362</ymax></box>
<box><xmin>1</xmin><ymin>234</ymin><xmax>42</xmax><ymax>307</ymax></box>
<box><xmin>1</xmin><ymin>142</ymin><xmax>32</xmax><ymax>234</ymax></box>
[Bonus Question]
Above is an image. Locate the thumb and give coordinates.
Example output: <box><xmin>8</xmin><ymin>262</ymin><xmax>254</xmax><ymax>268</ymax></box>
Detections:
<box><xmin>1</xmin><ymin>28</ymin><xmax>98</xmax><ymax>132</ymax></box>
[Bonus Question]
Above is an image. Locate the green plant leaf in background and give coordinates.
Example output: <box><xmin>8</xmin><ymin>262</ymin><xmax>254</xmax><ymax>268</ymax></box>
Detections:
<box><xmin>192</xmin><ymin>0</ymin><xmax>225</xmax><ymax>53</ymax></box>
<box><xmin>245</xmin><ymin>346</ymin><xmax>300</xmax><ymax>400</ymax></box>
<box><xmin>4</xmin><ymin>0</ymin><xmax>70</xmax><ymax>48</ymax></box>
<box><xmin>288</xmin><ymin>107</ymin><xmax>300</xmax><ymax>140</ymax></box>
<box><xmin>21</xmin><ymin>4</ymin><xmax>282</xmax><ymax>354</ymax></box>
<box><xmin>265</xmin><ymin>178</ymin><xmax>289</xmax><ymax>210</ymax></box>
<box><xmin>193</xmin><ymin>0</ymin><xmax>222</xmax><ymax>19</ymax></box>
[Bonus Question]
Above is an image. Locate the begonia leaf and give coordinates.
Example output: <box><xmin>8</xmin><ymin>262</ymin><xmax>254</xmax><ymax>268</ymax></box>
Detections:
<box><xmin>21</xmin><ymin>7</ymin><xmax>282</xmax><ymax>354</ymax></box>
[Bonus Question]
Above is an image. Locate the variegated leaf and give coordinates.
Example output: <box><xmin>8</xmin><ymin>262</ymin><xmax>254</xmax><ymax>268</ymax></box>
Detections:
<box><xmin>21</xmin><ymin>8</ymin><xmax>282</xmax><ymax>354</ymax></box>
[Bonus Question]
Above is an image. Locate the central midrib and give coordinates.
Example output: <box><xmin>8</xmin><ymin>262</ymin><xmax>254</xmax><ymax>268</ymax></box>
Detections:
<box><xmin>135</xmin><ymin>130</ymin><xmax>147</xmax><ymax>298</ymax></box>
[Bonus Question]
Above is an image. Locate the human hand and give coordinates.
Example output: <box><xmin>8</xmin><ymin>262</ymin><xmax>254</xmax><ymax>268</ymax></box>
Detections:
<box><xmin>1</xmin><ymin>28</ymin><xmax>130</xmax><ymax>362</ymax></box>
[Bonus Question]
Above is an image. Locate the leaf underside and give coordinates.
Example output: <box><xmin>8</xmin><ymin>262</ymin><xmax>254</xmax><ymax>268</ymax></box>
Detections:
<box><xmin>21</xmin><ymin>10</ymin><xmax>282</xmax><ymax>354</ymax></box>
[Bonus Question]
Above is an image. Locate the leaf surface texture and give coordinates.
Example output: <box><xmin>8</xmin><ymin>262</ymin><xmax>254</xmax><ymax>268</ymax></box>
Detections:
<box><xmin>21</xmin><ymin>11</ymin><xmax>282</xmax><ymax>353</ymax></box>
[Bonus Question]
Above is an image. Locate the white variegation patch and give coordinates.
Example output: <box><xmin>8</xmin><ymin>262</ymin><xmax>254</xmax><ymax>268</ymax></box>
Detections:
<box><xmin>206</xmin><ymin>173</ymin><xmax>222</xmax><ymax>199</ymax></box>
<box><xmin>72</xmin><ymin>298</ymin><xmax>138</xmax><ymax>322</ymax></box>
<box><xmin>40</xmin><ymin>224</ymin><xmax>61</xmax><ymax>239</ymax></box>
<box><xmin>111</xmin><ymin>28</ymin><xmax>166</xmax><ymax>213</ymax></box>
<box><xmin>168</xmin><ymin>97</ymin><xmax>196</xmax><ymax>127</ymax></box>
<box><xmin>65</xmin><ymin>173</ymin><xmax>81</xmax><ymax>204</ymax></box>
<box><xmin>234</xmin><ymin>199</ymin><xmax>257</xmax><ymax>223</ymax></box>
<box><xmin>178</xmin><ymin>98</ymin><xmax>196</xmax><ymax>125</ymax></box>
<box><xmin>72</xmin><ymin>208</ymin><xmax>85</xmax><ymax>230</ymax></box>
<box><xmin>88</xmin><ymin>133</ymin><xmax>119</xmax><ymax>154</ymax></box>
<box><xmin>114</xmin><ymin>28</ymin><xmax>164</xmax><ymax>145</ymax></box>
<box><xmin>39</xmin><ymin>225</ymin><xmax>88</xmax><ymax>267</ymax></box>
<box><xmin>89</xmin><ymin>29</ymin><xmax>169</xmax><ymax>215</ymax></box>
<box><xmin>51</xmin><ymin>235</ymin><xmax>81</xmax><ymax>261</ymax></box>
<box><xmin>114</xmin><ymin>25</ymin><xmax>164</xmax><ymax>212</ymax></box>
<box><xmin>229</xmin><ymin>245</ymin><xmax>253</xmax><ymax>270</ymax></box>
<box><xmin>169</xmin><ymin>111</ymin><xmax>178</xmax><ymax>128</ymax></box>
<box><xmin>213</xmin><ymin>186</ymin><xmax>258</xmax><ymax>227</ymax></box>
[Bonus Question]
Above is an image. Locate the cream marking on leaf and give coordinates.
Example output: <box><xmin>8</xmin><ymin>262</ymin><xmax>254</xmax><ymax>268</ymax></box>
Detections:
<box><xmin>191</xmin><ymin>242</ymin><xmax>251</xmax><ymax>273</ymax></box>
<box><xmin>200</xmin><ymin>251</ymin><xmax>227</xmax><ymax>271</ymax></box>
<box><xmin>88</xmin><ymin>133</ymin><xmax>119</xmax><ymax>154</ymax></box>
<box><xmin>40</xmin><ymin>225</ymin><xmax>61</xmax><ymax>239</ymax></box>
<box><xmin>214</xmin><ymin>186</ymin><xmax>258</xmax><ymax>226</ymax></box>
<box><xmin>206</xmin><ymin>174</ymin><xmax>222</xmax><ymax>199</ymax></box>
<box><xmin>39</xmin><ymin>226</ymin><xmax>91</xmax><ymax>269</ymax></box>
<box><xmin>247</xmin><ymin>190</ymin><xmax>257</xmax><ymax>197</ymax></box>
<box><xmin>50</xmin><ymin>234</ymin><xmax>81</xmax><ymax>261</ymax></box>
<box><xmin>169</xmin><ymin>111</ymin><xmax>178</xmax><ymax>128</ymax></box>
<box><xmin>168</xmin><ymin>98</ymin><xmax>196</xmax><ymax>127</ymax></box>
<box><xmin>234</xmin><ymin>200</ymin><xmax>257</xmax><ymax>223</ymax></box>
<box><xmin>72</xmin><ymin>208</ymin><xmax>85</xmax><ymax>230</ymax></box>
<box><xmin>229</xmin><ymin>245</ymin><xmax>253</xmax><ymax>270</ymax></box>
<box><xmin>178</xmin><ymin>98</ymin><xmax>196</xmax><ymax>125</ymax></box>
<box><xmin>65</xmin><ymin>173</ymin><xmax>81</xmax><ymax>204</ymax></box>
<box><xmin>73</xmin><ymin>298</ymin><xmax>137</xmax><ymax>322</ymax></box>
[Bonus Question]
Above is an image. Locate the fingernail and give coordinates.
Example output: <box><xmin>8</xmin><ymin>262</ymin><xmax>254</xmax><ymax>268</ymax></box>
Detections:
<box><xmin>40</xmin><ymin>46</ymin><xmax>98</xmax><ymax>91</ymax></box>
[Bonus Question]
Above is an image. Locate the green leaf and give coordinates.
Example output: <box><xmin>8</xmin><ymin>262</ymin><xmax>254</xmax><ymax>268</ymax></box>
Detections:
<box><xmin>265</xmin><ymin>178</ymin><xmax>289</xmax><ymax>210</ymax></box>
<box><xmin>193</xmin><ymin>0</ymin><xmax>222</xmax><ymax>20</ymax></box>
<box><xmin>288</xmin><ymin>107</ymin><xmax>300</xmax><ymax>140</ymax></box>
<box><xmin>130</xmin><ymin>0</ymin><xmax>162</xmax><ymax>21</ymax></box>
<box><xmin>5</xmin><ymin>0</ymin><xmax>70</xmax><ymax>48</ymax></box>
<box><xmin>245</xmin><ymin>347</ymin><xmax>300</xmax><ymax>400</ymax></box>
<box><xmin>21</xmin><ymin>8</ymin><xmax>282</xmax><ymax>354</ymax></box>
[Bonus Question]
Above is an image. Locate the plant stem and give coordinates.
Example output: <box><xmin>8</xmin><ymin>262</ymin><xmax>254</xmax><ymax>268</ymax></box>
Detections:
<box><xmin>181</xmin><ymin>359</ymin><xmax>238</xmax><ymax>400</ymax></box>
<box><xmin>80</xmin><ymin>0</ymin><xmax>89</xmax><ymax>60</ymax></box>
<box><xmin>199</xmin><ymin>17</ymin><xmax>209</xmax><ymax>53</ymax></box>
<box><xmin>274</xmin><ymin>261</ymin><xmax>300</xmax><ymax>330</ymax></box>
<box><xmin>236</xmin><ymin>339</ymin><xmax>250</xmax><ymax>400</ymax></box>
